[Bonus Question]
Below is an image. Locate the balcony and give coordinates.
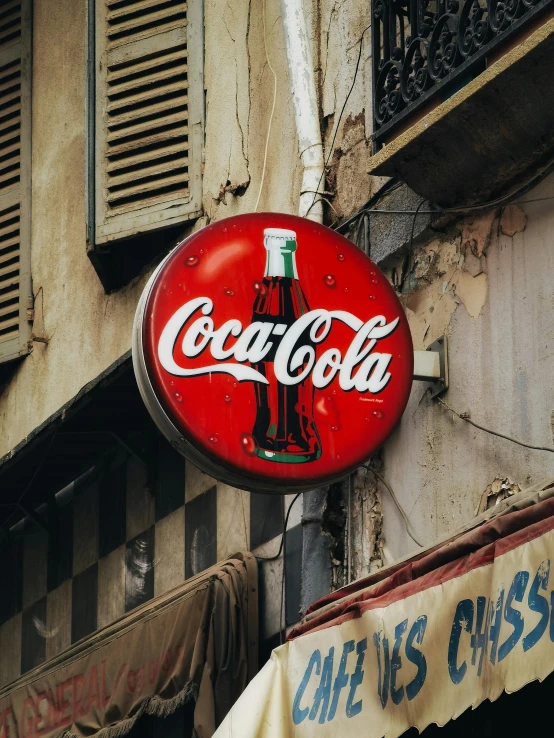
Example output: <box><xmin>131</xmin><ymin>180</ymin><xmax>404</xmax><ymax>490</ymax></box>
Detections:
<box><xmin>368</xmin><ymin>0</ymin><xmax>554</xmax><ymax>206</ymax></box>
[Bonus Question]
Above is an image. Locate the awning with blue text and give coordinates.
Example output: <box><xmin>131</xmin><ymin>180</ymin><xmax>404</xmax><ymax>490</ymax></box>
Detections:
<box><xmin>214</xmin><ymin>478</ymin><xmax>554</xmax><ymax>738</ymax></box>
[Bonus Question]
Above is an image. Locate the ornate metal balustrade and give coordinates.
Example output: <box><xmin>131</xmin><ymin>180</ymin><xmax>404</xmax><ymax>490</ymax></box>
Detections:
<box><xmin>371</xmin><ymin>0</ymin><xmax>554</xmax><ymax>144</ymax></box>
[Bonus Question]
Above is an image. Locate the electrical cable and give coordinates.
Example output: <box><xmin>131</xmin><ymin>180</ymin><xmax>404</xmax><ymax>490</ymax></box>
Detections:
<box><xmin>436</xmin><ymin>396</ymin><xmax>554</xmax><ymax>454</ymax></box>
<box><xmin>307</xmin><ymin>23</ymin><xmax>372</xmax><ymax>218</ymax></box>
<box><xmin>333</xmin><ymin>159</ymin><xmax>554</xmax><ymax>234</ymax></box>
<box><xmin>254</xmin><ymin>0</ymin><xmax>278</xmax><ymax>213</ymax></box>
<box><xmin>0</xmin><ymin>433</ymin><xmax>57</xmax><ymax>535</ymax></box>
<box><xmin>335</xmin><ymin>178</ymin><xmax>403</xmax><ymax>234</ymax></box>
<box><xmin>280</xmin><ymin>510</ymin><xmax>287</xmax><ymax>645</ymax></box>
<box><xmin>404</xmin><ymin>198</ymin><xmax>427</xmax><ymax>285</ymax></box>
<box><xmin>256</xmin><ymin>492</ymin><xmax>302</xmax><ymax>561</ymax></box>
<box><xmin>365</xmin><ymin>466</ymin><xmax>424</xmax><ymax>547</ymax></box>
<box><xmin>253</xmin><ymin>492</ymin><xmax>302</xmax><ymax>647</ymax></box>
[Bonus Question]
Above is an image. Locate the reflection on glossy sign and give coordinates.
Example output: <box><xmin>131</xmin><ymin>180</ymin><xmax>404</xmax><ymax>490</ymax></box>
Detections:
<box><xmin>133</xmin><ymin>213</ymin><xmax>413</xmax><ymax>493</ymax></box>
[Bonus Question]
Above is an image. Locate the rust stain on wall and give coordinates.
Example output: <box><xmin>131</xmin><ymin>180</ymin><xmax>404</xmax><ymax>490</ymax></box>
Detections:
<box><xmin>459</xmin><ymin>210</ymin><xmax>497</xmax><ymax>256</ymax></box>
<box><xmin>500</xmin><ymin>203</ymin><xmax>528</xmax><ymax>236</ymax></box>
<box><xmin>326</xmin><ymin>112</ymin><xmax>376</xmax><ymax>221</ymax></box>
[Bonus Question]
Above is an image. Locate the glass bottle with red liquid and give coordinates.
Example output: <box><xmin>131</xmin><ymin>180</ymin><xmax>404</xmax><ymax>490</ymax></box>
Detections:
<box><xmin>250</xmin><ymin>228</ymin><xmax>322</xmax><ymax>463</ymax></box>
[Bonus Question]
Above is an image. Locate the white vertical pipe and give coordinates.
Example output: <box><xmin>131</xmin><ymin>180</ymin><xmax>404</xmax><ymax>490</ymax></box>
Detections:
<box><xmin>280</xmin><ymin>0</ymin><xmax>325</xmax><ymax>223</ymax></box>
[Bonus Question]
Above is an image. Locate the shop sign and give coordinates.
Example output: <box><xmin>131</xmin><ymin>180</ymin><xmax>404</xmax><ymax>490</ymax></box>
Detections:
<box><xmin>214</xmin><ymin>514</ymin><xmax>554</xmax><ymax>737</ymax></box>
<box><xmin>133</xmin><ymin>213</ymin><xmax>413</xmax><ymax>492</ymax></box>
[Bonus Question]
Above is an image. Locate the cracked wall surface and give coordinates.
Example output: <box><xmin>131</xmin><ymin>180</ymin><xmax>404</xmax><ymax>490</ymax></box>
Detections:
<box><xmin>0</xmin><ymin>0</ymin><xmax>381</xmax><ymax>458</ymax></box>
<box><xmin>203</xmin><ymin>0</ymin><xmax>301</xmax><ymax>220</ymax></box>
<box><xmin>1</xmin><ymin>0</ymin><xmax>553</xmax><ymax>603</ymax></box>
<box><xmin>379</xmin><ymin>181</ymin><xmax>554</xmax><ymax>564</ymax></box>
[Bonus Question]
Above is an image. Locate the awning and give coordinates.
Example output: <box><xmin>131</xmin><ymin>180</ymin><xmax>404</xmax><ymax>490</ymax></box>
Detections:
<box><xmin>0</xmin><ymin>553</ymin><xmax>257</xmax><ymax>738</ymax></box>
<box><xmin>214</xmin><ymin>479</ymin><xmax>554</xmax><ymax>738</ymax></box>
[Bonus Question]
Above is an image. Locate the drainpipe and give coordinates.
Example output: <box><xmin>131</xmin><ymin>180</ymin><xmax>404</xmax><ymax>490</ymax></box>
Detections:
<box><xmin>280</xmin><ymin>0</ymin><xmax>325</xmax><ymax>223</ymax></box>
<box><xmin>300</xmin><ymin>488</ymin><xmax>332</xmax><ymax>614</ymax></box>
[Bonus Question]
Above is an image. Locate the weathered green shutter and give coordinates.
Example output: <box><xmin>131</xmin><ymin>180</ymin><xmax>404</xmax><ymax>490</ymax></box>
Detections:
<box><xmin>95</xmin><ymin>0</ymin><xmax>203</xmax><ymax>246</ymax></box>
<box><xmin>0</xmin><ymin>0</ymin><xmax>32</xmax><ymax>364</ymax></box>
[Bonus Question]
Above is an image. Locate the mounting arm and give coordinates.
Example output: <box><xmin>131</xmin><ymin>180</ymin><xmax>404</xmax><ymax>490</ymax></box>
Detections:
<box><xmin>413</xmin><ymin>335</ymin><xmax>448</xmax><ymax>398</ymax></box>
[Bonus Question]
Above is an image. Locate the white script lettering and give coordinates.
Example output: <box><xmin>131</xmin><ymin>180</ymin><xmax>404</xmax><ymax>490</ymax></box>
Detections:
<box><xmin>157</xmin><ymin>298</ymin><xmax>399</xmax><ymax>392</ymax></box>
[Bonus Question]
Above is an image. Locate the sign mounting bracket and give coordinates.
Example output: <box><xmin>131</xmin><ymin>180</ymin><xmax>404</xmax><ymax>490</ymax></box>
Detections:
<box><xmin>413</xmin><ymin>335</ymin><xmax>448</xmax><ymax>398</ymax></box>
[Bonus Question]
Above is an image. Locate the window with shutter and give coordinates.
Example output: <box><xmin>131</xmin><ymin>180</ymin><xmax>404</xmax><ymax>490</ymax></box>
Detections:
<box><xmin>0</xmin><ymin>0</ymin><xmax>32</xmax><ymax>365</ymax></box>
<box><xmin>94</xmin><ymin>0</ymin><xmax>203</xmax><ymax>247</ymax></box>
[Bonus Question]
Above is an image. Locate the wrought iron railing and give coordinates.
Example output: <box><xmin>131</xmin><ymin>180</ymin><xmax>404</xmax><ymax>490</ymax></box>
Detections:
<box><xmin>371</xmin><ymin>0</ymin><xmax>553</xmax><ymax>144</ymax></box>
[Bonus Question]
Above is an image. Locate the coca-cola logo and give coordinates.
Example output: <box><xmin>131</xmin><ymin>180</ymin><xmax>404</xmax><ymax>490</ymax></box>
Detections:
<box><xmin>159</xmin><ymin>297</ymin><xmax>399</xmax><ymax>392</ymax></box>
<box><xmin>133</xmin><ymin>213</ymin><xmax>413</xmax><ymax>493</ymax></box>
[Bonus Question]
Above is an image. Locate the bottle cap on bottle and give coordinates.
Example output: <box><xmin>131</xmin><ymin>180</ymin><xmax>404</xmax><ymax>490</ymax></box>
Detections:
<box><xmin>264</xmin><ymin>228</ymin><xmax>297</xmax><ymax>253</ymax></box>
<box><xmin>263</xmin><ymin>228</ymin><xmax>299</xmax><ymax>278</ymax></box>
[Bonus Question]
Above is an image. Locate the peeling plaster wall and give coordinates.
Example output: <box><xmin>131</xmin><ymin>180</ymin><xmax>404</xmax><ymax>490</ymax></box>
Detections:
<box><xmin>380</xmin><ymin>174</ymin><xmax>554</xmax><ymax>564</ymax></box>
<box><xmin>1</xmin><ymin>0</ymin><xmax>375</xmax><ymax>458</ymax></box>
<box><xmin>2</xmin><ymin>0</ymin><xmax>548</xmax><ymax>603</ymax></box>
<box><xmin>318</xmin><ymin>0</ymin><xmax>384</xmax><ymax>221</ymax></box>
<box><xmin>0</xmin><ymin>0</ymin><xmax>379</xmax><ymax>632</ymax></box>
<box><xmin>0</xmin><ymin>0</ymin><xmax>150</xmax><ymax>457</ymax></box>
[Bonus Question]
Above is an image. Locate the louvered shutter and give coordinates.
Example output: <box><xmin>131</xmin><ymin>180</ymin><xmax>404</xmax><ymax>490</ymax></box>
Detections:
<box><xmin>95</xmin><ymin>0</ymin><xmax>203</xmax><ymax>246</ymax></box>
<box><xmin>0</xmin><ymin>0</ymin><xmax>32</xmax><ymax>364</ymax></box>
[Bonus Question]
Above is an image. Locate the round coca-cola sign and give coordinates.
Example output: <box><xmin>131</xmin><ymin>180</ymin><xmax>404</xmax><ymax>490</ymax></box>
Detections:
<box><xmin>133</xmin><ymin>213</ymin><xmax>413</xmax><ymax>493</ymax></box>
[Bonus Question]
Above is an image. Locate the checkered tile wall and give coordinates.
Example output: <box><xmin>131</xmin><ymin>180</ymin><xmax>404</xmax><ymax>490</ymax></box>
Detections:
<box><xmin>0</xmin><ymin>444</ymin><xmax>303</xmax><ymax>688</ymax></box>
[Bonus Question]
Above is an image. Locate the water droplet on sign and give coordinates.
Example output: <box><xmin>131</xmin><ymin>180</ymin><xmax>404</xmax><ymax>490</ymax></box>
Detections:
<box><xmin>199</xmin><ymin>248</ymin><xmax>205</xmax><ymax>255</ymax></box>
<box><xmin>323</xmin><ymin>274</ymin><xmax>336</xmax><ymax>289</ymax></box>
<box><xmin>253</xmin><ymin>281</ymin><xmax>268</xmax><ymax>297</ymax></box>
<box><xmin>174</xmin><ymin>392</ymin><xmax>183</xmax><ymax>403</ymax></box>
<box><xmin>185</xmin><ymin>255</ymin><xmax>199</xmax><ymax>267</ymax></box>
<box><xmin>240</xmin><ymin>433</ymin><xmax>257</xmax><ymax>456</ymax></box>
<box><xmin>371</xmin><ymin>279</ymin><xmax>378</xmax><ymax>284</ymax></box>
<box><xmin>343</xmin><ymin>287</ymin><xmax>349</xmax><ymax>293</ymax></box>
<box><xmin>337</xmin><ymin>253</ymin><xmax>345</xmax><ymax>262</ymax></box>
<box><xmin>209</xmin><ymin>435</ymin><xmax>219</xmax><ymax>444</ymax></box>
<box><xmin>223</xmin><ymin>227</ymin><xmax>228</xmax><ymax>232</ymax></box>
<box><xmin>369</xmin><ymin>294</ymin><xmax>376</xmax><ymax>300</ymax></box>
<box><xmin>372</xmin><ymin>410</ymin><xmax>385</xmax><ymax>419</ymax></box>
<box><xmin>315</xmin><ymin>395</ymin><xmax>341</xmax><ymax>428</ymax></box>
<box><xmin>224</xmin><ymin>287</ymin><xmax>235</xmax><ymax>296</ymax></box>
<box><xmin>170</xmin><ymin>380</ymin><xmax>175</xmax><ymax>386</ymax></box>
<box><xmin>224</xmin><ymin>394</ymin><xmax>232</xmax><ymax>404</ymax></box>
<box><xmin>233</xmin><ymin>382</ymin><xmax>238</xmax><ymax>388</ymax></box>
<box><xmin>370</xmin><ymin>271</ymin><xmax>376</xmax><ymax>276</ymax></box>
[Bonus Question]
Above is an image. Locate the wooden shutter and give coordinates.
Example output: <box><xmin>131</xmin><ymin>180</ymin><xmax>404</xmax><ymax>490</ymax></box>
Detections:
<box><xmin>95</xmin><ymin>0</ymin><xmax>203</xmax><ymax>246</ymax></box>
<box><xmin>0</xmin><ymin>0</ymin><xmax>32</xmax><ymax>364</ymax></box>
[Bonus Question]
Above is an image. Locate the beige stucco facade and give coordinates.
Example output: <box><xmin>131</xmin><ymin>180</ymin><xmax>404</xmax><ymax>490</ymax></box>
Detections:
<box><xmin>1</xmin><ymin>0</ymin><xmax>554</xmax><ymax>602</ymax></box>
<box><xmin>0</xmin><ymin>0</ymin><xmax>375</xmax><ymax>454</ymax></box>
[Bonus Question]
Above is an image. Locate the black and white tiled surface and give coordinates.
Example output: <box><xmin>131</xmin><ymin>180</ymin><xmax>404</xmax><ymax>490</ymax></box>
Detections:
<box><xmin>0</xmin><ymin>444</ymin><xmax>303</xmax><ymax>687</ymax></box>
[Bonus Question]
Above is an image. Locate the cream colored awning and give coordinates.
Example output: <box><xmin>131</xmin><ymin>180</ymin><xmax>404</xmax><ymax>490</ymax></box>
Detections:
<box><xmin>215</xmin><ymin>479</ymin><xmax>554</xmax><ymax>737</ymax></box>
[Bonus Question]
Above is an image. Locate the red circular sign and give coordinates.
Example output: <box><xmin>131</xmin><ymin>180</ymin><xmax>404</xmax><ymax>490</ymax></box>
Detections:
<box><xmin>133</xmin><ymin>213</ymin><xmax>413</xmax><ymax>493</ymax></box>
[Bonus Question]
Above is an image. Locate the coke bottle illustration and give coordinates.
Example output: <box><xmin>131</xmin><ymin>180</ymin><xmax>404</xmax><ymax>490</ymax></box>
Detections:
<box><xmin>250</xmin><ymin>228</ymin><xmax>322</xmax><ymax>463</ymax></box>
